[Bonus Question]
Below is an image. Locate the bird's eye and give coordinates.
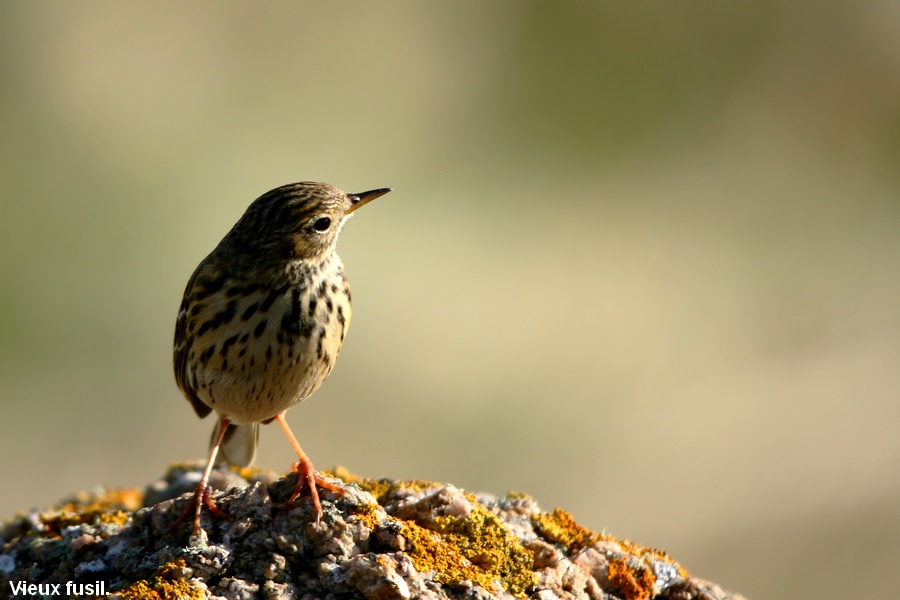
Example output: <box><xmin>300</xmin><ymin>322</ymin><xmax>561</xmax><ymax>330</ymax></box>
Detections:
<box><xmin>312</xmin><ymin>217</ymin><xmax>332</xmax><ymax>232</ymax></box>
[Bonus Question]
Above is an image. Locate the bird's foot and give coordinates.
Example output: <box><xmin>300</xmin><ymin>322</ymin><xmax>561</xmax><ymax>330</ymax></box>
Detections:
<box><xmin>172</xmin><ymin>481</ymin><xmax>230</xmax><ymax>536</ymax></box>
<box><xmin>285</xmin><ymin>459</ymin><xmax>346</xmax><ymax>522</ymax></box>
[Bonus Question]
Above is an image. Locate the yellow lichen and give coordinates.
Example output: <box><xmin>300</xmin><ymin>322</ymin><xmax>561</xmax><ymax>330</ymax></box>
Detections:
<box><xmin>402</xmin><ymin>521</ymin><xmax>490</xmax><ymax>586</ymax></box>
<box><xmin>329</xmin><ymin>470</ymin><xmax>536</xmax><ymax>597</ymax></box>
<box><xmin>326</xmin><ymin>465</ymin><xmax>357</xmax><ymax>482</ymax></box>
<box><xmin>505</xmin><ymin>491</ymin><xmax>533</xmax><ymax>500</ymax></box>
<box><xmin>161</xmin><ymin>461</ymin><xmax>204</xmax><ymax>477</ymax></box>
<box><xmin>114</xmin><ymin>560</ymin><xmax>202</xmax><ymax>600</ymax></box>
<box><xmin>347</xmin><ymin>501</ymin><xmax>385</xmax><ymax>531</ymax></box>
<box><xmin>327</xmin><ymin>467</ymin><xmax>439</xmax><ymax>503</ymax></box>
<box><xmin>405</xmin><ymin>497</ymin><xmax>535</xmax><ymax>598</ymax></box>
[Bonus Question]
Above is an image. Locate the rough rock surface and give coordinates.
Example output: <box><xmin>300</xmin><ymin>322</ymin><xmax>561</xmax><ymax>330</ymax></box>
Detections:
<box><xmin>0</xmin><ymin>464</ymin><xmax>746</xmax><ymax>600</ymax></box>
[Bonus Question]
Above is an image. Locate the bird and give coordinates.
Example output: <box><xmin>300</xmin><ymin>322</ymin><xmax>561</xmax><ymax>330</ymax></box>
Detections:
<box><xmin>173</xmin><ymin>181</ymin><xmax>390</xmax><ymax>534</ymax></box>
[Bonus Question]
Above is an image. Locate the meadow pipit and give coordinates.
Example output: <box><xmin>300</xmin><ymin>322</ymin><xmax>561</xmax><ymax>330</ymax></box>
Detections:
<box><xmin>173</xmin><ymin>181</ymin><xmax>390</xmax><ymax>534</ymax></box>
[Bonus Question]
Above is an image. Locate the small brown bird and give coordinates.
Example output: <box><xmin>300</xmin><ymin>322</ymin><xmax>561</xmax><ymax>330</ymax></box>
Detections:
<box><xmin>173</xmin><ymin>181</ymin><xmax>390</xmax><ymax>534</ymax></box>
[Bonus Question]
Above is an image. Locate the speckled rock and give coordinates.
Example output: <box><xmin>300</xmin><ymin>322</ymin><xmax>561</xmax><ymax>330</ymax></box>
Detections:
<box><xmin>0</xmin><ymin>464</ymin><xmax>747</xmax><ymax>600</ymax></box>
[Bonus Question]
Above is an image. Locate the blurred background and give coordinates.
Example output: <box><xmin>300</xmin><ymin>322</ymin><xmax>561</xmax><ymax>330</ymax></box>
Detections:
<box><xmin>1</xmin><ymin>2</ymin><xmax>898</xmax><ymax>598</ymax></box>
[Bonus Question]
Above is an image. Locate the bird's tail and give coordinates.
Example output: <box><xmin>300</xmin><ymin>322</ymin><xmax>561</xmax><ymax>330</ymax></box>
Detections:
<box><xmin>212</xmin><ymin>420</ymin><xmax>259</xmax><ymax>467</ymax></box>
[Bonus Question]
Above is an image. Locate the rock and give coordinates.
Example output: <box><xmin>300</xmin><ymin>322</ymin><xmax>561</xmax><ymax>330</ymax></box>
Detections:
<box><xmin>0</xmin><ymin>464</ymin><xmax>747</xmax><ymax>600</ymax></box>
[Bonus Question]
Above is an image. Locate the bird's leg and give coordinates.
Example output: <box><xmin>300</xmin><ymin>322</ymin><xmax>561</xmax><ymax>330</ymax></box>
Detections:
<box><xmin>275</xmin><ymin>413</ymin><xmax>345</xmax><ymax>522</ymax></box>
<box><xmin>173</xmin><ymin>416</ymin><xmax>232</xmax><ymax>535</ymax></box>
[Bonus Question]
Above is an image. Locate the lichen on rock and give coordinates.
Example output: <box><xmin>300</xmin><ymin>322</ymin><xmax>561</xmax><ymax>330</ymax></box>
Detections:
<box><xmin>0</xmin><ymin>464</ymin><xmax>747</xmax><ymax>600</ymax></box>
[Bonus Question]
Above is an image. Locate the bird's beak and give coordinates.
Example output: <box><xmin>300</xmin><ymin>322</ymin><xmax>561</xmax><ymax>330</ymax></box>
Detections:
<box><xmin>346</xmin><ymin>188</ymin><xmax>392</xmax><ymax>214</ymax></box>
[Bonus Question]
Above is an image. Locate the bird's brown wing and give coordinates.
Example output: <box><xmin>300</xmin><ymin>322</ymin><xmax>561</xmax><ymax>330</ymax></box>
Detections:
<box><xmin>173</xmin><ymin>262</ymin><xmax>213</xmax><ymax>419</ymax></box>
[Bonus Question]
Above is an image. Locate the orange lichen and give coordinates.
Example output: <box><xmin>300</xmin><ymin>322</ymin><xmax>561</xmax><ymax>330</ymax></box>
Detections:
<box><xmin>228</xmin><ymin>464</ymin><xmax>268</xmax><ymax>481</ymax></box>
<box><xmin>96</xmin><ymin>510</ymin><xmax>132</xmax><ymax>526</ymax></box>
<box><xmin>114</xmin><ymin>559</ymin><xmax>202</xmax><ymax>600</ymax></box>
<box><xmin>38</xmin><ymin>488</ymin><xmax>142</xmax><ymax>536</ymax></box>
<box><xmin>614</xmin><ymin>536</ymin><xmax>686</xmax><ymax>578</ymax></box>
<box><xmin>531</xmin><ymin>508</ymin><xmax>602</xmax><ymax>553</ymax></box>
<box><xmin>534</xmin><ymin>509</ymin><xmax>684</xmax><ymax>566</ymax></box>
<box><xmin>608</xmin><ymin>556</ymin><xmax>656</xmax><ymax>600</ymax></box>
<box><xmin>66</xmin><ymin>487</ymin><xmax>144</xmax><ymax>513</ymax></box>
